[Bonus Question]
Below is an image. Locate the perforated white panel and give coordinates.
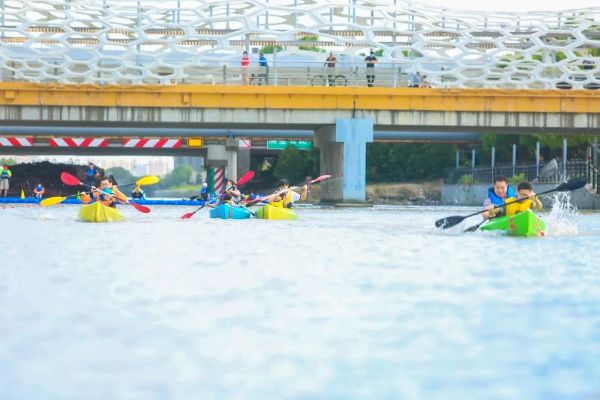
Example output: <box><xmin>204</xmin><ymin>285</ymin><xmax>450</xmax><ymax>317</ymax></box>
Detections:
<box><xmin>0</xmin><ymin>1</ymin><xmax>598</xmax><ymax>88</ymax></box>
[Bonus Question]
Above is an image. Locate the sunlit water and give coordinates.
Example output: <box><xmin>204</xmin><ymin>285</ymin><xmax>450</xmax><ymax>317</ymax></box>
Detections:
<box><xmin>1</xmin><ymin>203</ymin><xmax>599</xmax><ymax>400</ymax></box>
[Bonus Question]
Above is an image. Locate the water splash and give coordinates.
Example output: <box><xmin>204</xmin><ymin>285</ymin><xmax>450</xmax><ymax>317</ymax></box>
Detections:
<box><xmin>545</xmin><ymin>191</ymin><xmax>578</xmax><ymax>236</ymax></box>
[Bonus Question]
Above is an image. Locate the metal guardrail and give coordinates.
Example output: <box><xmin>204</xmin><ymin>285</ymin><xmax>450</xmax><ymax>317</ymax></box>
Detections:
<box><xmin>445</xmin><ymin>160</ymin><xmax>596</xmax><ymax>186</ymax></box>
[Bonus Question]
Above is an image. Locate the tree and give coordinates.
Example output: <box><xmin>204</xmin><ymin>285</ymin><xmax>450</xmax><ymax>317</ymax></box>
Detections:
<box><xmin>161</xmin><ymin>165</ymin><xmax>193</xmax><ymax>188</ymax></box>
<box><xmin>274</xmin><ymin>146</ymin><xmax>305</xmax><ymax>183</ymax></box>
<box><xmin>105</xmin><ymin>167</ymin><xmax>136</xmax><ymax>185</ymax></box>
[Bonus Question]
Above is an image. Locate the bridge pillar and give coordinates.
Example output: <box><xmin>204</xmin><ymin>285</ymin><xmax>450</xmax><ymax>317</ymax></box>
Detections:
<box><xmin>225</xmin><ymin>138</ymin><xmax>239</xmax><ymax>181</ymax></box>
<box><xmin>314</xmin><ymin>118</ymin><xmax>373</xmax><ymax>203</ymax></box>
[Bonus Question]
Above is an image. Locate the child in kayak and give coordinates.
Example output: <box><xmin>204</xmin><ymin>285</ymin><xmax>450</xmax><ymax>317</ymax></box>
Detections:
<box><xmin>489</xmin><ymin>181</ymin><xmax>542</xmax><ymax>218</ymax></box>
<box><xmin>268</xmin><ymin>179</ymin><xmax>308</xmax><ymax>209</ymax></box>
<box><xmin>81</xmin><ymin>177</ymin><xmax>127</xmax><ymax>208</ymax></box>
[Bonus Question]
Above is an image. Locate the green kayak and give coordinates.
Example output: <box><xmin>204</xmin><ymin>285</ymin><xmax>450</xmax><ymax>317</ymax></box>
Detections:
<box><xmin>480</xmin><ymin>209</ymin><xmax>547</xmax><ymax>237</ymax></box>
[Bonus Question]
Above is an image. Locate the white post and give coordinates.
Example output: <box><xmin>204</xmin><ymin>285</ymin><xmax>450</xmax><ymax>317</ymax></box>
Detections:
<box><xmin>563</xmin><ymin>138</ymin><xmax>568</xmax><ymax>178</ymax></box>
<box><xmin>491</xmin><ymin>146</ymin><xmax>495</xmax><ymax>181</ymax></box>
<box><xmin>456</xmin><ymin>150</ymin><xmax>460</xmax><ymax>169</ymax></box>
<box><xmin>471</xmin><ymin>149</ymin><xmax>476</xmax><ymax>176</ymax></box>
<box><xmin>512</xmin><ymin>144</ymin><xmax>516</xmax><ymax>177</ymax></box>
<box><xmin>536</xmin><ymin>141</ymin><xmax>540</xmax><ymax>178</ymax></box>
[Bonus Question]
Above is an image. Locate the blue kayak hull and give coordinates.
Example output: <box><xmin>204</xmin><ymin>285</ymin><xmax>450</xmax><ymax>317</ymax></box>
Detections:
<box><xmin>209</xmin><ymin>204</ymin><xmax>252</xmax><ymax>219</ymax></box>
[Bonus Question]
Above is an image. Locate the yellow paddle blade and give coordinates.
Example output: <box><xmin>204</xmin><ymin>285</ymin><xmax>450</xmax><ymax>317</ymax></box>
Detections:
<box><xmin>136</xmin><ymin>175</ymin><xmax>160</xmax><ymax>186</ymax></box>
<box><xmin>40</xmin><ymin>196</ymin><xmax>67</xmax><ymax>207</ymax></box>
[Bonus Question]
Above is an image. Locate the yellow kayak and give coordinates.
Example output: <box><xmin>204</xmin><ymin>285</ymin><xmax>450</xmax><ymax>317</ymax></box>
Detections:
<box><xmin>254</xmin><ymin>204</ymin><xmax>298</xmax><ymax>220</ymax></box>
<box><xmin>78</xmin><ymin>202</ymin><xmax>126</xmax><ymax>223</ymax></box>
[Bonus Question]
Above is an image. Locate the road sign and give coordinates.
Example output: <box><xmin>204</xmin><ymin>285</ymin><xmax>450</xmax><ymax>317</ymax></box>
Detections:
<box><xmin>266</xmin><ymin>140</ymin><xmax>313</xmax><ymax>150</ymax></box>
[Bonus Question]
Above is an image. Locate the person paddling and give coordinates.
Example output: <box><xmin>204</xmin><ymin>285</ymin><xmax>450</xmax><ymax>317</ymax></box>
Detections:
<box><xmin>268</xmin><ymin>179</ymin><xmax>308</xmax><ymax>209</ymax></box>
<box><xmin>131</xmin><ymin>183</ymin><xmax>147</xmax><ymax>200</ymax></box>
<box><xmin>501</xmin><ymin>181</ymin><xmax>543</xmax><ymax>217</ymax></box>
<box><xmin>81</xmin><ymin>177</ymin><xmax>127</xmax><ymax>208</ymax></box>
<box><xmin>188</xmin><ymin>182</ymin><xmax>210</xmax><ymax>202</ymax></box>
<box><xmin>211</xmin><ymin>178</ymin><xmax>242</xmax><ymax>207</ymax></box>
<box><xmin>483</xmin><ymin>176</ymin><xmax>516</xmax><ymax>219</ymax></box>
<box><xmin>33</xmin><ymin>183</ymin><xmax>46</xmax><ymax>199</ymax></box>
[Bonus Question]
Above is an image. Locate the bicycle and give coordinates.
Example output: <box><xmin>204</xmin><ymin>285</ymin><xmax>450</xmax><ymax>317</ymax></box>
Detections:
<box><xmin>310</xmin><ymin>73</ymin><xmax>348</xmax><ymax>87</ymax></box>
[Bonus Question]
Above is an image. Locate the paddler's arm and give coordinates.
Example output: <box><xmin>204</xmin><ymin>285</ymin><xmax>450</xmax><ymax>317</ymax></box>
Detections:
<box><xmin>299</xmin><ymin>184</ymin><xmax>308</xmax><ymax>202</ymax></box>
<box><xmin>530</xmin><ymin>193</ymin><xmax>543</xmax><ymax>209</ymax></box>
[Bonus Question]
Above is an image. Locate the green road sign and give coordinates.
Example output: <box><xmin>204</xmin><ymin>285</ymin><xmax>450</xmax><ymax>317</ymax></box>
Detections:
<box><xmin>266</xmin><ymin>140</ymin><xmax>313</xmax><ymax>150</ymax></box>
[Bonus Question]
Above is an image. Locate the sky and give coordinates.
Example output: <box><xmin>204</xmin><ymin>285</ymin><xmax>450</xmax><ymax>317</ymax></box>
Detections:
<box><xmin>422</xmin><ymin>0</ymin><xmax>599</xmax><ymax>12</ymax></box>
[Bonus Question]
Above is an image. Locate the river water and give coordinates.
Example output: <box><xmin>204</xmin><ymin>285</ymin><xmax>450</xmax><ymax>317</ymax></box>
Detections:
<box><xmin>1</xmin><ymin>202</ymin><xmax>599</xmax><ymax>400</ymax></box>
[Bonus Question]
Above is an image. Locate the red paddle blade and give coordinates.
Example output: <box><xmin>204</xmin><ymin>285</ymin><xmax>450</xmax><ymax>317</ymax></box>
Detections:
<box><xmin>180</xmin><ymin>212</ymin><xmax>195</xmax><ymax>219</ymax></box>
<box><xmin>309</xmin><ymin>175</ymin><xmax>332</xmax><ymax>184</ymax></box>
<box><xmin>61</xmin><ymin>172</ymin><xmax>82</xmax><ymax>186</ymax></box>
<box><xmin>236</xmin><ymin>170</ymin><xmax>255</xmax><ymax>186</ymax></box>
<box><xmin>129</xmin><ymin>202</ymin><xmax>151</xmax><ymax>213</ymax></box>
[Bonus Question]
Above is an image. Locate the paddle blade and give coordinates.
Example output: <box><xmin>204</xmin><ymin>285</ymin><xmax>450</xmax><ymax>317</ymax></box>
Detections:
<box><xmin>236</xmin><ymin>170</ymin><xmax>255</xmax><ymax>186</ymax></box>
<box><xmin>136</xmin><ymin>175</ymin><xmax>160</xmax><ymax>186</ymax></box>
<box><xmin>309</xmin><ymin>175</ymin><xmax>332</xmax><ymax>184</ymax></box>
<box><xmin>180</xmin><ymin>212</ymin><xmax>195</xmax><ymax>220</ymax></box>
<box><xmin>435</xmin><ymin>215</ymin><xmax>466</xmax><ymax>229</ymax></box>
<box><xmin>40</xmin><ymin>196</ymin><xmax>66</xmax><ymax>207</ymax></box>
<box><xmin>61</xmin><ymin>172</ymin><xmax>82</xmax><ymax>186</ymax></box>
<box><xmin>556</xmin><ymin>176</ymin><xmax>587</xmax><ymax>192</ymax></box>
<box><xmin>129</xmin><ymin>202</ymin><xmax>151</xmax><ymax>213</ymax></box>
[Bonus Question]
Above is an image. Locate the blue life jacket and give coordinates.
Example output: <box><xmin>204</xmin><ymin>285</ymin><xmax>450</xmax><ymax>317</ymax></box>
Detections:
<box><xmin>86</xmin><ymin>168</ymin><xmax>96</xmax><ymax>177</ymax></box>
<box><xmin>487</xmin><ymin>185</ymin><xmax>516</xmax><ymax>206</ymax></box>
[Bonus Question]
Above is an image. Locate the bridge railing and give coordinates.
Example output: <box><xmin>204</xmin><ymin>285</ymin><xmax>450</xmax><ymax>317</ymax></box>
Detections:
<box><xmin>2</xmin><ymin>58</ymin><xmax>599</xmax><ymax>89</ymax></box>
<box><xmin>445</xmin><ymin>160</ymin><xmax>594</xmax><ymax>185</ymax></box>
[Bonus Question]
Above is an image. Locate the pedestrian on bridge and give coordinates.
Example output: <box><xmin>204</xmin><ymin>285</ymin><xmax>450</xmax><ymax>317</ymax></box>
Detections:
<box><xmin>258</xmin><ymin>51</ymin><xmax>268</xmax><ymax>85</ymax></box>
<box><xmin>85</xmin><ymin>162</ymin><xmax>99</xmax><ymax>188</ymax></box>
<box><xmin>364</xmin><ymin>50</ymin><xmax>378</xmax><ymax>87</ymax></box>
<box><xmin>324</xmin><ymin>52</ymin><xmax>337</xmax><ymax>86</ymax></box>
<box><xmin>241</xmin><ymin>50</ymin><xmax>250</xmax><ymax>85</ymax></box>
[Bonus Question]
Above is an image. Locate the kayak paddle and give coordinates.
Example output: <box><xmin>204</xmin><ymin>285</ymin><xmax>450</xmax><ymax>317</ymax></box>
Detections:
<box><xmin>436</xmin><ymin>176</ymin><xmax>588</xmax><ymax>230</ymax></box>
<box><xmin>42</xmin><ymin>174</ymin><xmax>159</xmax><ymax>207</ymax></box>
<box><xmin>180</xmin><ymin>170</ymin><xmax>255</xmax><ymax>220</ymax></box>
<box><xmin>59</xmin><ymin>172</ymin><xmax>151</xmax><ymax>213</ymax></box>
<box><xmin>244</xmin><ymin>174</ymin><xmax>332</xmax><ymax>205</ymax></box>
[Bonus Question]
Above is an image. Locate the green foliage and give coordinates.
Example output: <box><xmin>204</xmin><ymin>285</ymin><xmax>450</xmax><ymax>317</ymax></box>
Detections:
<box><xmin>273</xmin><ymin>146</ymin><xmax>305</xmax><ymax>183</ymax></box>
<box><xmin>260</xmin><ymin>45</ymin><xmax>285</xmax><ymax>54</ymax></box>
<box><xmin>298</xmin><ymin>35</ymin><xmax>325</xmax><ymax>53</ymax></box>
<box><xmin>270</xmin><ymin>146</ymin><xmax>320</xmax><ymax>183</ymax></box>
<box><xmin>459</xmin><ymin>174</ymin><xmax>474</xmax><ymax>185</ymax></box>
<box><xmin>105</xmin><ymin>167</ymin><xmax>136</xmax><ymax>185</ymax></box>
<box><xmin>508</xmin><ymin>173</ymin><xmax>526</xmax><ymax>185</ymax></box>
<box><xmin>366</xmin><ymin>143</ymin><xmax>456</xmax><ymax>182</ymax></box>
<box><xmin>374</xmin><ymin>49</ymin><xmax>384</xmax><ymax>57</ymax></box>
<box><xmin>0</xmin><ymin>158</ymin><xmax>15</xmax><ymax>166</ymax></box>
<box><xmin>161</xmin><ymin>165</ymin><xmax>193</xmax><ymax>188</ymax></box>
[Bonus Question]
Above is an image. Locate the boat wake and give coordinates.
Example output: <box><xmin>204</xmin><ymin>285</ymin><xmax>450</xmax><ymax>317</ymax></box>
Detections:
<box><xmin>545</xmin><ymin>191</ymin><xmax>578</xmax><ymax>236</ymax></box>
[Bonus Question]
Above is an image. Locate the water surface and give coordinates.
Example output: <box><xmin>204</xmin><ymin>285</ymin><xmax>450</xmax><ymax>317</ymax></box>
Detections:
<box><xmin>1</xmin><ymin>204</ymin><xmax>599</xmax><ymax>400</ymax></box>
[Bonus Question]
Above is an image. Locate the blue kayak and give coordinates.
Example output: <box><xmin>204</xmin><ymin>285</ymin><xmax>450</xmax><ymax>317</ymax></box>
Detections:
<box><xmin>209</xmin><ymin>203</ymin><xmax>252</xmax><ymax>219</ymax></box>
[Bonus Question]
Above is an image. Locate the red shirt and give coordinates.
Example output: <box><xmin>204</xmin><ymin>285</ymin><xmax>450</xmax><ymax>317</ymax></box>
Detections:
<box><xmin>241</xmin><ymin>56</ymin><xmax>249</xmax><ymax>67</ymax></box>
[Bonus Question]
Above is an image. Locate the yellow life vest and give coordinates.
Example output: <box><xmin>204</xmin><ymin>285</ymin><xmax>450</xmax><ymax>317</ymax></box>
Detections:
<box><xmin>270</xmin><ymin>190</ymin><xmax>293</xmax><ymax>208</ymax></box>
<box><xmin>505</xmin><ymin>196</ymin><xmax>532</xmax><ymax>216</ymax></box>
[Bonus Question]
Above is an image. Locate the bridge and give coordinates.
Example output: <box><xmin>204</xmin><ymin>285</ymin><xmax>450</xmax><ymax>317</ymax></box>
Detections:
<box><xmin>0</xmin><ymin>1</ymin><xmax>599</xmax><ymax>202</ymax></box>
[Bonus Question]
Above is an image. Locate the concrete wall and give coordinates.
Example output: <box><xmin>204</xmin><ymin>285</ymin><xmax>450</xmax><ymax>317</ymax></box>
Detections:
<box><xmin>442</xmin><ymin>184</ymin><xmax>600</xmax><ymax>210</ymax></box>
<box><xmin>1</xmin><ymin>106</ymin><xmax>600</xmax><ymax>134</ymax></box>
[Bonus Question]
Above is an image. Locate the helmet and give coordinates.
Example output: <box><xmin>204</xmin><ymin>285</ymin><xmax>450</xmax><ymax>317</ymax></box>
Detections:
<box><xmin>202</xmin><ymin>182</ymin><xmax>208</xmax><ymax>187</ymax></box>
